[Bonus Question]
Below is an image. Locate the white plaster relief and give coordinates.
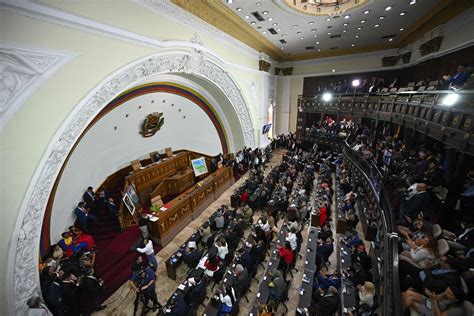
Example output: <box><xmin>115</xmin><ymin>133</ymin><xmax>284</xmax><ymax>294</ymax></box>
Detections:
<box><xmin>10</xmin><ymin>50</ymin><xmax>255</xmax><ymax>313</ymax></box>
<box><xmin>0</xmin><ymin>44</ymin><xmax>77</xmax><ymax>131</ymax></box>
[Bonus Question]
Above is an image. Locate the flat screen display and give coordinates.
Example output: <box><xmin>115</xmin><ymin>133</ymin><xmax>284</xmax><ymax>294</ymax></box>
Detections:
<box><xmin>191</xmin><ymin>157</ymin><xmax>208</xmax><ymax>177</ymax></box>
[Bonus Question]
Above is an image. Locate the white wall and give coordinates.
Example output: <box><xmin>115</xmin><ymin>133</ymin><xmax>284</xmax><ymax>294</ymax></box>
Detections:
<box><xmin>51</xmin><ymin>91</ymin><xmax>222</xmax><ymax>241</ymax></box>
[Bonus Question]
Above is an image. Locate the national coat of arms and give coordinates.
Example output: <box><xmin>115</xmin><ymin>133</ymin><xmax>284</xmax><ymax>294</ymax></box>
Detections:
<box><xmin>140</xmin><ymin>112</ymin><xmax>164</xmax><ymax>137</ymax></box>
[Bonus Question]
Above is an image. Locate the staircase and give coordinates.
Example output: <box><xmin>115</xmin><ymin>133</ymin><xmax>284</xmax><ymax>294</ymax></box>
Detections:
<box><xmin>86</xmin><ymin>190</ymin><xmax>160</xmax><ymax>301</ymax></box>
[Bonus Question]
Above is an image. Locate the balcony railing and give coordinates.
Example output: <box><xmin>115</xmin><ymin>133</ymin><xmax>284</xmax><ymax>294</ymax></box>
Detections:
<box><xmin>333</xmin><ymin>139</ymin><xmax>400</xmax><ymax>316</ymax></box>
<box><xmin>297</xmin><ymin>90</ymin><xmax>474</xmax><ymax>155</ymax></box>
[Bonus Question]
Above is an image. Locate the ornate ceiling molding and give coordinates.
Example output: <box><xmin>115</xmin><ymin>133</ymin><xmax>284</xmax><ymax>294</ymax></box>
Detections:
<box><xmin>0</xmin><ymin>44</ymin><xmax>77</xmax><ymax>131</ymax></box>
<box><xmin>276</xmin><ymin>0</ymin><xmax>368</xmax><ymax>17</ymax></box>
<box><xmin>165</xmin><ymin>0</ymin><xmax>285</xmax><ymax>61</ymax></box>
<box><xmin>8</xmin><ymin>50</ymin><xmax>255</xmax><ymax>314</ymax></box>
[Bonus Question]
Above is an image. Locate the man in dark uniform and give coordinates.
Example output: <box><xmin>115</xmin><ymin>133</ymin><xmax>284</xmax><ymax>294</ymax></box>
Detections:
<box><xmin>79</xmin><ymin>270</ymin><xmax>106</xmax><ymax>315</ymax></box>
<box><xmin>60</xmin><ymin>272</ymin><xmax>80</xmax><ymax>316</ymax></box>
<box><xmin>129</xmin><ymin>268</ymin><xmax>161</xmax><ymax>315</ymax></box>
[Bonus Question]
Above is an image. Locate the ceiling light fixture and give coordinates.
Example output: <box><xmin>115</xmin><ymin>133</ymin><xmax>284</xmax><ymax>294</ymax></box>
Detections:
<box><xmin>262</xmin><ymin>11</ymin><xmax>268</xmax><ymax>15</ymax></box>
<box><xmin>311</xmin><ymin>29</ymin><xmax>317</xmax><ymax>32</ymax></box>
<box><xmin>380</xmin><ymin>16</ymin><xmax>385</xmax><ymax>20</ymax></box>
<box><xmin>442</xmin><ymin>93</ymin><xmax>459</xmax><ymax>106</ymax></box>
<box><xmin>300</xmin><ymin>37</ymin><xmax>304</xmax><ymax>39</ymax></box>
<box><xmin>282</xmin><ymin>34</ymin><xmax>287</xmax><ymax>38</ymax></box>
<box><xmin>262</xmin><ymin>31</ymin><xmax>267</xmax><ymax>34</ymax></box>
<box><xmin>326</xmin><ymin>18</ymin><xmax>331</xmax><ymax>21</ymax></box>
<box><xmin>361</xmin><ymin>20</ymin><xmax>366</xmax><ymax>23</ymax></box>
<box><xmin>352</xmin><ymin>79</ymin><xmax>360</xmax><ymax>87</ymax></box>
<box><xmin>318</xmin><ymin>49</ymin><xmax>321</xmax><ymax>51</ymax></box>
<box><xmin>236</xmin><ymin>7</ymin><xmax>242</xmax><ymax>12</ymax></box>
<box><xmin>344</xmin><ymin>15</ymin><xmax>350</xmax><ymax>19</ymax></box>
<box><xmin>227</xmin><ymin>0</ymin><xmax>233</xmax><ymax>3</ymax></box>
<box><xmin>400</xmin><ymin>27</ymin><xmax>405</xmax><ymax>31</ymax></box>
<box><xmin>385</xmin><ymin>6</ymin><xmax>392</xmax><ymax>11</ymax></box>
<box><xmin>400</xmin><ymin>12</ymin><xmax>406</xmax><ymax>16</ymax></box>
<box><xmin>342</xmin><ymin>29</ymin><xmax>348</xmax><ymax>33</ymax></box>
<box><xmin>251</xmin><ymin>21</ymin><xmax>256</xmax><ymax>25</ymax></box>
<box><xmin>375</xmin><ymin>24</ymin><xmax>380</xmax><ymax>27</ymax></box>
<box><xmin>316</xmin><ymin>41</ymin><xmax>320</xmax><ymax>44</ymax></box>
<box><xmin>343</xmin><ymin>23</ymin><xmax>349</xmax><ymax>26</ymax></box>
<box><xmin>277</xmin><ymin>28</ymin><xmax>281</xmax><ymax>31</ymax></box>
<box><xmin>245</xmin><ymin>15</ymin><xmax>250</xmax><ymax>19</ymax></box>
<box><xmin>351</xmin><ymin>44</ymin><xmax>355</xmax><ymax>47</ymax></box>
<box><xmin>388</xmin><ymin>38</ymin><xmax>393</xmax><ymax>41</ymax></box>
<box><xmin>328</xmin><ymin>32</ymin><xmax>331</xmax><ymax>35</ymax></box>
<box><xmin>256</xmin><ymin>1</ymin><xmax>262</xmax><ymax>5</ymax></box>
<box><xmin>313</xmin><ymin>34</ymin><xmax>318</xmax><ymax>37</ymax></box>
<box><xmin>364</xmin><ymin>10</ymin><xmax>370</xmax><ymax>14</ymax></box>
<box><xmin>273</xmin><ymin>23</ymin><xmax>278</xmax><ymax>26</ymax></box>
<box><xmin>309</xmin><ymin>21</ymin><xmax>314</xmax><ymax>25</ymax></box>
<box><xmin>355</xmin><ymin>35</ymin><xmax>359</xmax><ymax>38</ymax></box>
<box><xmin>410</xmin><ymin>0</ymin><xmax>416</xmax><ymax>5</ymax></box>
<box><xmin>357</xmin><ymin>27</ymin><xmax>362</xmax><ymax>30</ymax></box>
<box><xmin>322</xmin><ymin>92</ymin><xmax>333</xmax><ymax>101</ymax></box>
<box><xmin>268</xmin><ymin>17</ymin><xmax>273</xmax><ymax>21</ymax></box>
<box><xmin>293</xmin><ymin>25</ymin><xmax>298</xmax><ymax>28</ymax></box>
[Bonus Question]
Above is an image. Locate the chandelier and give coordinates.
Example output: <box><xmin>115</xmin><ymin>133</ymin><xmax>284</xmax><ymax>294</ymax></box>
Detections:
<box><xmin>279</xmin><ymin>0</ymin><xmax>368</xmax><ymax>16</ymax></box>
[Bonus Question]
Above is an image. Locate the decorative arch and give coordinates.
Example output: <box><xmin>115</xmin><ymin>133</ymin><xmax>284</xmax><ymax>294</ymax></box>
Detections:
<box><xmin>8</xmin><ymin>50</ymin><xmax>255</xmax><ymax>313</ymax></box>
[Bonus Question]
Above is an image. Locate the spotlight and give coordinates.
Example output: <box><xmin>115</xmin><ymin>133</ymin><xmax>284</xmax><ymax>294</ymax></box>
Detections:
<box><xmin>441</xmin><ymin>93</ymin><xmax>459</xmax><ymax>106</ymax></box>
<box><xmin>322</xmin><ymin>92</ymin><xmax>333</xmax><ymax>102</ymax></box>
<box><xmin>352</xmin><ymin>79</ymin><xmax>360</xmax><ymax>87</ymax></box>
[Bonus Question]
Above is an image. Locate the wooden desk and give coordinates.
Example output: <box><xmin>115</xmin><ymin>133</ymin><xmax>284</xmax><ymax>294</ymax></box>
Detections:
<box><xmin>126</xmin><ymin>152</ymin><xmax>189</xmax><ymax>201</ymax></box>
<box><xmin>148</xmin><ymin>167</ymin><xmax>233</xmax><ymax>246</ymax></box>
<box><xmin>250</xmin><ymin>225</ymin><xmax>288</xmax><ymax>316</ymax></box>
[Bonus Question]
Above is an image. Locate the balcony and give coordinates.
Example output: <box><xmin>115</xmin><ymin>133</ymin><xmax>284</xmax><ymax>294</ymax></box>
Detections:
<box><xmin>297</xmin><ymin>90</ymin><xmax>474</xmax><ymax>154</ymax></box>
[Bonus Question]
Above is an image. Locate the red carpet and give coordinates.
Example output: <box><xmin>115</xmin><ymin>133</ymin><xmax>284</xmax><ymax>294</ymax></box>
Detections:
<box><xmin>88</xmin><ymin>193</ymin><xmax>162</xmax><ymax>302</ymax></box>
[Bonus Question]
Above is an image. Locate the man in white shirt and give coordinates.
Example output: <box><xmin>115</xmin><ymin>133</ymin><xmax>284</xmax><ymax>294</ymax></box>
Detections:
<box><xmin>136</xmin><ymin>238</ymin><xmax>157</xmax><ymax>270</ymax></box>
<box><xmin>286</xmin><ymin>227</ymin><xmax>298</xmax><ymax>251</ymax></box>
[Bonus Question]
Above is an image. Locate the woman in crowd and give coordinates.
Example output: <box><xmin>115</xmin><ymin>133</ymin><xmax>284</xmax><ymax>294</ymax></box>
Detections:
<box><xmin>218</xmin><ymin>285</ymin><xmax>237</xmax><ymax>315</ymax></box>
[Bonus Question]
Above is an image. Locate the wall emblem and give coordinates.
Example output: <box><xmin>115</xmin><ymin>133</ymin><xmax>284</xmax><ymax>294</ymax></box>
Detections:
<box><xmin>141</xmin><ymin>112</ymin><xmax>164</xmax><ymax>137</ymax></box>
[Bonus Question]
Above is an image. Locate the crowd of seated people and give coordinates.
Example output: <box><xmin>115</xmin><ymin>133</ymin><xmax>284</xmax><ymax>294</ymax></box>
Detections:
<box><xmin>310</xmin><ymin>118</ymin><xmax>474</xmax><ymax>314</ymax></box>
<box><xmin>157</xmin><ymin>147</ymin><xmax>311</xmax><ymax>315</ymax></box>
<box><xmin>308</xmin><ymin>63</ymin><xmax>473</xmax><ymax>95</ymax></box>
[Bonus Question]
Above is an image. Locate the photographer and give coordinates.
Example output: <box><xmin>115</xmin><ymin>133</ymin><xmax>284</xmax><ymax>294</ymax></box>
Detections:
<box><xmin>129</xmin><ymin>268</ymin><xmax>161</xmax><ymax>315</ymax></box>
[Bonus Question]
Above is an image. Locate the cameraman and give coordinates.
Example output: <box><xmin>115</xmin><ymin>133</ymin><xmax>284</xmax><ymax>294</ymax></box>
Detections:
<box><xmin>129</xmin><ymin>268</ymin><xmax>161</xmax><ymax>315</ymax></box>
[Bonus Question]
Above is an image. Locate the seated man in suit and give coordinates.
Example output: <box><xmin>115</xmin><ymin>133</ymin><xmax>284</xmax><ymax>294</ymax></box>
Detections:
<box><xmin>400</xmin><ymin>182</ymin><xmax>431</xmax><ymax>223</ymax></box>
<box><xmin>182</xmin><ymin>242</ymin><xmax>202</xmax><ymax>269</ymax></box>
<box><xmin>233</xmin><ymin>264</ymin><xmax>251</xmax><ymax>297</ymax></box>
<box><xmin>268</xmin><ymin>269</ymin><xmax>286</xmax><ymax>303</ymax></box>
<box><xmin>310</xmin><ymin>286</ymin><xmax>340</xmax><ymax>315</ymax></box>
<box><xmin>317</xmin><ymin>237</ymin><xmax>334</xmax><ymax>263</ymax></box>
<box><xmin>185</xmin><ymin>275</ymin><xmax>207</xmax><ymax>306</ymax></box>
<box><xmin>74</xmin><ymin>202</ymin><xmax>99</xmax><ymax>233</ymax></box>
<box><xmin>165</xmin><ymin>292</ymin><xmax>189</xmax><ymax>316</ymax></box>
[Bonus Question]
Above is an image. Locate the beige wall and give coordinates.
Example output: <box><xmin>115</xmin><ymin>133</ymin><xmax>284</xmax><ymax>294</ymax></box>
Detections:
<box><xmin>0</xmin><ymin>2</ymin><xmax>265</xmax><ymax>312</ymax></box>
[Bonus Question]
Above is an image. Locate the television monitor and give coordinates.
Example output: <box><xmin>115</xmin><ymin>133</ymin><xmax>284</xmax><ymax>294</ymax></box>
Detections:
<box><xmin>191</xmin><ymin>157</ymin><xmax>208</xmax><ymax>177</ymax></box>
<box><xmin>122</xmin><ymin>193</ymin><xmax>136</xmax><ymax>215</ymax></box>
<box><xmin>262</xmin><ymin>124</ymin><xmax>272</xmax><ymax>134</ymax></box>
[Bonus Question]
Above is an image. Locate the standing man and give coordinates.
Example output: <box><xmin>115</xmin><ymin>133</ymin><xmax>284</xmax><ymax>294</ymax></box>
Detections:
<box><xmin>129</xmin><ymin>268</ymin><xmax>161</xmax><ymax>315</ymax></box>
<box><xmin>78</xmin><ymin>270</ymin><xmax>106</xmax><ymax>315</ymax></box>
<box><xmin>74</xmin><ymin>202</ymin><xmax>99</xmax><ymax>233</ymax></box>
<box><xmin>83</xmin><ymin>187</ymin><xmax>97</xmax><ymax>212</ymax></box>
<box><xmin>136</xmin><ymin>238</ymin><xmax>157</xmax><ymax>270</ymax></box>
